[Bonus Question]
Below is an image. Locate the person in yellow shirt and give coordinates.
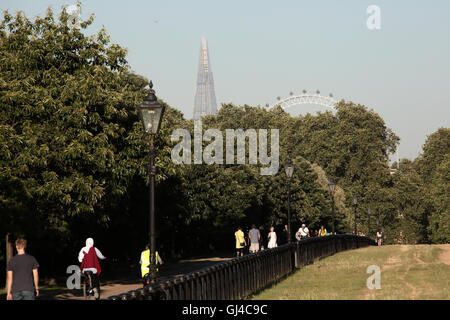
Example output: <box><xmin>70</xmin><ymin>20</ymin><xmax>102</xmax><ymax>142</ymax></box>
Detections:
<box><xmin>235</xmin><ymin>227</ymin><xmax>246</xmax><ymax>257</ymax></box>
<box><xmin>318</xmin><ymin>225</ymin><xmax>327</xmax><ymax>237</ymax></box>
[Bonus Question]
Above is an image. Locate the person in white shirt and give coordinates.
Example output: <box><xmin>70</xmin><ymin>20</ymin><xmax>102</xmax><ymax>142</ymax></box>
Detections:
<box><xmin>295</xmin><ymin>224</ymin><xmax>310</xmax><ymax>241</ymax></box>
<box><xmin>267</xmin><ymin>227</ymin><xmax>277</xmax><ymax>249</ymax></box>
<box><xmin>376</xmin><ymin>231</ymin><xmax>383</xmax><ymax>246</ymax></box>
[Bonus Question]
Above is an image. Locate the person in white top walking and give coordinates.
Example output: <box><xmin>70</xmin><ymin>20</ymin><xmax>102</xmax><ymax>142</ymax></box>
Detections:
<box><xmin>267</xmin><ymin>227</ymin><xmax>277</xmax><ymax>249</ymax></box>
<box><xmin>376</xmin><ymin>230</ymin><xmax>383</xmax><ymax>246</ymax></box>
<box><xmin>295</xmin><ymin>224</ymin><xmax>310</xmax><ymax>241</ymax></box>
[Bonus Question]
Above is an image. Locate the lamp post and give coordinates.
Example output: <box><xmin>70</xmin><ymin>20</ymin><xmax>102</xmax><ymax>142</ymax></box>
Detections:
<box><xmin>353</xmin><ymin>195</ymin><xmax>358</xmax><ymax>235</ymax></box>
<box><xmin>137</xmin><ymin>81</ymin><xmax>165</xmax><ymax>283</ymax></box>
<box><xmin>376</xmin><ymin>213</ymin><xmax>379</xmax><ymax>231</ymax></box>
<box><xmin>368</xmin><ymin>207</ymin><xmax>371</xmax><ymax>237</ymax></box>
<box><xmin>284</xmin><ymin>159</ymin><xmax>294</xmax><ymax>243</ymax></box>
<box><xmin>328</xmin><ymin>180</ymin><xmax>336</xmax><ymax>234</ymax></box>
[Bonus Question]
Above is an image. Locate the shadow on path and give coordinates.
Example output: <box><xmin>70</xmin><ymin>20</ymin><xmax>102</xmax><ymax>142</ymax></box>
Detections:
<box><xmin>57</xmin><ymin>255</ymin><xmax>233</xmax><ymax>300</ymax></box>
<box><xmin>0</xmin><ymin>254</ymin><xmax>234</xmax><ymax>300</ymax></box>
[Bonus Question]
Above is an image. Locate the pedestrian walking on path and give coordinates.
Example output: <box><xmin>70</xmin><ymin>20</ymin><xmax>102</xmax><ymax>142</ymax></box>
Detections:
<box><xmin>235</xmin><ymin>227</ymin><xmax>246</xmax><ymax>257</ymax></box>
<box><xmin>6</xmin><ymin>238</ymin><xmax>39</xmax><ymax>300</ymax></box>
<box><xmin>295</xmin><ymin>224</ymin><xmax>310</xmax><ymax>241</ymax></box>
<box><xmin>280</xmin><ymin>225</ymin><xmax>289</xmax><ymax>245</ymax></box>
<box><xmin>267</xmin><ymin>227</ymin><xmax>277</xmax><ymax>249</ymax></box>
<box><xmin>248</xmin><ymin>224</ymin><xmax>261</xmax><ymax>253</ymax></box>
<box><xmin>318</xmin><ymin>225</ymin><xmax>327</xmax><ymax>237</ymax></box>
<box><xmin>376</xmin><ymin>230</ymin><xmax>383</xmax><ymax>246</ymax></box>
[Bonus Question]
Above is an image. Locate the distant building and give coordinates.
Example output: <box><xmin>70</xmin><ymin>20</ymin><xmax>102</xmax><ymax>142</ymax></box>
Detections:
<box><xmin>193</xmin><ymin>37</ymin><xmax>218</xmax><ymax>120</ymax></box>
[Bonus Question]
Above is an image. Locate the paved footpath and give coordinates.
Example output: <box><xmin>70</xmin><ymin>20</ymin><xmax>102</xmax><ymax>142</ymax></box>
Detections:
<box><xmin>54</xmin><ymin>256</ymin><xmax>233</xmax><ymax>300</ymax></box>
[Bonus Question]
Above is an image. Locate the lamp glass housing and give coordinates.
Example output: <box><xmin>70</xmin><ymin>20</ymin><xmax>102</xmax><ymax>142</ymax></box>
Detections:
<box><xmin>137</xmin><ymin>90</ymin><xmax>165</xmax><ymax>135</ymax></box>
<box><xmin>284</xmin><ymin>160</ymin><xmax>294</xmax><ymax>178</ymax></box>
<box><xmin>328</xmin><ymin>181</ymin><xmax>336</xmax><ymax>195</ymax></box>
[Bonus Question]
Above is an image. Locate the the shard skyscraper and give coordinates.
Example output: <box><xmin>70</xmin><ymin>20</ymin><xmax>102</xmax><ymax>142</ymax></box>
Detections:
<box><xmin>193</xmin><ymin>37</ymin><xmax>218</xmax><ymax>120</ymax></box>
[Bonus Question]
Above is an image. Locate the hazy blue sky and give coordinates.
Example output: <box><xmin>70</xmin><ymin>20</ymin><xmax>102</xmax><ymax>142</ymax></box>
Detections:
<box><xmin>2</xmin><ymin>0</ymin><xmax>449</xmax><ymax>160</ymax></box>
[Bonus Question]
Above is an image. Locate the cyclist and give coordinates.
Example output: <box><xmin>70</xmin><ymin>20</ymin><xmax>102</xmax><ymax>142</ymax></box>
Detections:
<box><xmin>140</xmin><ymin>244</ymin><xmax>163</xmax><ymax>286</ymax></box>
<box><xmin>78</xmin><ymin>238</ymin><xmax>106</xmax><ymax>299</ymax></box>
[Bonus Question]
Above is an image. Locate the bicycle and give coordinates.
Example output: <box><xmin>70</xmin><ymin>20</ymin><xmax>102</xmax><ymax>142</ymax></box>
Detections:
<box><xmin>82</xmin><ymin>271</ymin><xmax>100</xmax><ymax>300</ymax></box>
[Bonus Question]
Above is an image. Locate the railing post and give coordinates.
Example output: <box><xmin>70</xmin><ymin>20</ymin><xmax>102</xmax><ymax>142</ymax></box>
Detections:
<box><xmin>223</xmin><ymin>263</ymin><xmax>230</xmax><ymax>300</ymax></box>
<box><xmin>217</xmin><ymin>265</ymin><xmax>224</xmax><ymax>300</ymax></box>
<box><xmin>235</xmin><ymin>260</ymin><xmax>241</xmax><ymax>300</ymax></box>
<box><xmin>240</xmin><ymin>258</ymin><xmax>246</xmax><ymax>298</ymax></box>
<box><xmin>255</xmin><ymin>255</ymin><xmax>261</xmax><ymax>294</ymax></box>
<box><xmin>229</xmin><ymin>261</ymin><xmax>235</xmax><ymax>300</ymax></box>
<box><xmin>147</xmin><ymin>284</ymin><xmax>158</xmax><ymax>300</ymax></box>
<box><xmin>246</xmin><ymin>256</ymin><xmax>252</xmax><ymax>297</ymax></box>
<box><xmin>193</xmin><ymin>272</ymin><xmax>201</xmax><ymax>300</ymax></box>
<box><xmin>174</xmin><ymin>278</ymin><xmax>184</xmax><ymax>300</ymax></box>
<box><xmin>230</xmin><ymin>261</ymin><xmax>237</xmax><ymax>300</ymax></box>
<box><xmin>159</xmin><ymin>282</ymin><xmax>170</xmax><ymax>300</ymax></box>
<box><xmin>170</xmin><ymin>280</ymin><xmax>178</xmax><ymax>300</ymax></box>
<box><xmin>199</xmin><ymin>270</ymin><xmax>207</xmax><ymax>300</ymax></box>
<box><xmin>210</xmin><ymin>266</ymin><xmax>218</xmax><ymax>300</ymax></box>
<box><xmin>251</xmin><ymin>256</ymin><xmax>257</xmax><ymax>293</ymax></box>
<box><xmin>187</xmin><ymin>273</ymin><xmax>194</xmax><ymax>300</ymax></box>
<box><xmin>197</xmin><ymin>272</ymin><xmax>204</xmax><ymax>300</ymax></box>
<box><xmin>267</xmin><ymin>251</ymin><xmax>271</xmax><ymax>283</ymax></box>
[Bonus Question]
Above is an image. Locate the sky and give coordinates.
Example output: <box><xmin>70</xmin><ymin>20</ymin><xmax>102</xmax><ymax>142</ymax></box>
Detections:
<box><xmin>2</xmin><ymin>0</ymin><xmax>449</xmax><ymax>160</ymax></box>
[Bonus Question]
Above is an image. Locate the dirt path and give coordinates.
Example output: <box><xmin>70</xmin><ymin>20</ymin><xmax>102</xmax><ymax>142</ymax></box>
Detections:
<box><xmin>437</xmin><ymin>244</ymin><xmax>450</xmax><ymax>265</ymax></box>
<box><xmin>54</xmin><ymin>256</ymin><xmax>233</xmax><ymax>300</ymax></box>
<box><xmin>401</xmin><ymin>246</ymin><xmax>419</xmax><ymax>300</ymax></box>
<box><xmin>364</xmin><ymin>246</ymin><xmax>402</xmax><ymax>300</ymax></box>
<box><xmin>399</xmin><ymin>244</ymin><xmax>449</xmax><ymax>300</ymax></box>
<box><xmin>364</xmin><ymin>245</ymin><xmax>432</xmax><ymax>300</ymax></box>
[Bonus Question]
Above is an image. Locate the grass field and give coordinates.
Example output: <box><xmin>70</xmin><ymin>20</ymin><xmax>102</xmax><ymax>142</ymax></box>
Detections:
<box><xmin>251</xmin><ymin>245</ymin><xmax>450</xmax><ymax>300</ymax></box>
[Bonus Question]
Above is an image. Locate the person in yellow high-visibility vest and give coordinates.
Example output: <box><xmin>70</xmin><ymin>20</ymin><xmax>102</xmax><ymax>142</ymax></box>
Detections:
<box><xmin>318</xmin><ymin>225</ymin><xmax>327</xmax><ymax>237</ymax></box>
<box><xmin>140</xmin><ymin>244</ymin><xmax>163</xmax><ymax>278</ymax></box>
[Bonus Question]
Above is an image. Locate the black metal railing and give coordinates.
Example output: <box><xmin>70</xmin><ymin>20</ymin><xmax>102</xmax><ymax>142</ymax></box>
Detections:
<box><xmin>108</xmin><ymin>235</ymin><xmax>374</xmax><ymax>300</ymax></box>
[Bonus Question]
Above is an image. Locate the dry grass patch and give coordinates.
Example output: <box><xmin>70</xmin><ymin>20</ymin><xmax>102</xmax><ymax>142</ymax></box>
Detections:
<box><xmin>251</xmin><ymin>245</ymin><xmax>450</xmax><ymax>300</ymax></box>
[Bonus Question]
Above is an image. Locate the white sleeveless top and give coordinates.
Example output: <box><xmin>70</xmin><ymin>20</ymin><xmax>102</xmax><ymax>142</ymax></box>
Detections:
<box><xmin>268</xmin><ymin>232</ymin><xmax>277</xmax><ymax>248</ymax></box>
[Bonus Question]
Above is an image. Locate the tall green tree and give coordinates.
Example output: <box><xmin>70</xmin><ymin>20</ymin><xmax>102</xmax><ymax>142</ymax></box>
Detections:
<box><xmin>415</xmin><ymin>128</ymin><xmax>450</xmax><ymax>183</ymax></box>
<box><xmin>0</xmin><ymin>8</ymin><xmax>153</xmax><ymax>244</ymax></box>
<box><xmin>426</xmin><ymin>155</ymin><xmax>450</xmax><ymax>243</ymax></box>
<box><xmin>415</xmin><ymin>128</ymin><xmax>450</xmax><ymax>243</ymax></box>
<box><xmin>391</xmin><ymin>160</ymin><xmax>427</xmax><ymax>243</ymax></box>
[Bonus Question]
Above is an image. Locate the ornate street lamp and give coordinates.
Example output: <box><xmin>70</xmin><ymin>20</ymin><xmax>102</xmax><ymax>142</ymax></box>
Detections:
<box><xmin>353</xmin><ymin>195</ymin><xmax>358</xmax><ymax>235</ymax></box>
<box><xmin>137</xmin><ymin>81</ymin><xmax>165</xmax><ymax>283</ymax></box>
<box><xmin>284</xmin><ymin>159</ymin><xmax>294</xmax><ymax>244</ymax></box>
<box><xmin>328</xmin><ymin>179</ymin><xmax>336</xmax><ymax>234</ymax></box>
<box><xmin>137</xmin><ymin>81</ymin><xmax>165</xmax><ymax>135</ymax></box>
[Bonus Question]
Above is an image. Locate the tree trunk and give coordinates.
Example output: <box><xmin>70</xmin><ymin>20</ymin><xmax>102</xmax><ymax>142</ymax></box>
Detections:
<box><xmin>170</xmin><ymin>229</ymin><xmax>176</xmax><ymax>258</ymax></box>
<box><xmin>5</xmin><ymin>233</ymin><xmax>14</xmax><ymax>287</ymax></box>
